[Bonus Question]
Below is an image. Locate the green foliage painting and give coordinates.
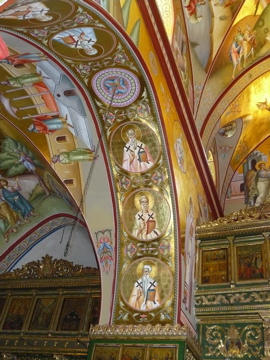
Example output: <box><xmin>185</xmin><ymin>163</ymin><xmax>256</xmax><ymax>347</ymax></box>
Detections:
<box><xmin>0</xmin><ymin>136</ymin><xmax>49</xmax><ymax>195</ymax></box>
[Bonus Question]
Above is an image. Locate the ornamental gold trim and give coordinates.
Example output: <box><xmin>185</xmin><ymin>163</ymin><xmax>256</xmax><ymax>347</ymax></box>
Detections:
<box><xmin>197</xmin><ymin>204</ymin><xmax>270</xmax><ymax>231</ymax></box>
<box><xmin>89</xmin><ymin>323</ymin><xmax>187</xmax><ymax>337</ymax></box>
<box><xmin>196</xmin><ymin>290</ymin><xmax>270</xmax><ymax>307</ymax></box>
<box><xmin>0</xmin><ymin>255</ymin><xmax>99</xmax><ymax>279</ymax></box>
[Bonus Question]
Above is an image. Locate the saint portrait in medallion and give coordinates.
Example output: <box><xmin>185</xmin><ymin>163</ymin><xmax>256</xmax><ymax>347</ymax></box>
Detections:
<box><xmin>121</xmin><ymin>258</ymin><xmax>173</xmax><ymax>312</ymax></box>
<box><xmin>0</xmin><ymin>0</ymin><xmax>75</xmax><ymax>28</ymax></box>
<box><xmin>110</xmin><ymin>122</ymin><xmax>160</xmax><ymax>174</ymax></box>
<box><xmin>51</xmin><ymin>27</ymin><xmax>117</xmax><ymax>61</ymax></box>
<box><xmin>122</xmin><ymin>189</ymin><xmax>170</xmax><ymax>241</ymax></box>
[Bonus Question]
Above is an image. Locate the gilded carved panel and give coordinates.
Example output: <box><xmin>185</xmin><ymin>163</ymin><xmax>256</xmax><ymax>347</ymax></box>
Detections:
<box><xmin>204</xmin><ymin>324</ymin><xmax>263</xmax><ymax>359</ymax></box>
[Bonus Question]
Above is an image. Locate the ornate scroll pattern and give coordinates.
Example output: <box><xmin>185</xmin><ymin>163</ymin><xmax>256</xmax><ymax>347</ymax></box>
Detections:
<box><xmin>196</xmin><ymin>291</ymin><xmax>270</xmax><ymax>307</ymax></box>
<box><xmin>205</xmin><ymin>325</ymin><xmax>263</xmax><ymax>358</ymax></box>
<box><xmin>262</xmin><ymin>319</ymin><xmax>270</xmax><ymax>360</ymax></box>
<box><xmin>0</xmin><ymin>255</ymin><xmax>99</xmax><ymax>279</ymax></box>
<box><xmin>197</xmin><ymin>203</ymin><xmax>270</xmax><ymax>230</ymax></box>
<box><xmin>90</xmin><ymin>323</ymin><xmax>186</xmax><ymax>337</ymax></box>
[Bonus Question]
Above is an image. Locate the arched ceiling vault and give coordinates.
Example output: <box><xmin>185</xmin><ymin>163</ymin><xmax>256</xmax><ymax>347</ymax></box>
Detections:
<box><xmin>0</xmin><ymin>0</ymin><xmax>186</xmax><ymax>325</ymax></box>
<box><xmin>141</xmin><ymin>0</ymin><xmax>270</xmax><ymax>215</ymax></box>
<box><xmin>0</xmin><ymin>0</ymin><xmax>269</xmax><ymax>327</ymax></box>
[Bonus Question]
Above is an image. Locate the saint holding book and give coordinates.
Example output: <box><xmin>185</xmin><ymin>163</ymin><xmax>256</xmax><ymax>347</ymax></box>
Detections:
<box><xmin>122</xmin><ymin>125</ymin><xmax>154</xmax><ymax>173</ymax></box>
<box><xmin>128</xmin><ymin>263</ymin><xmax>161</xmax><ymax>310</ymax></box>
<box><xmin>132</xmin><ymin>194</ymin><xmax>160</xmax><ymax>240</ymax></box>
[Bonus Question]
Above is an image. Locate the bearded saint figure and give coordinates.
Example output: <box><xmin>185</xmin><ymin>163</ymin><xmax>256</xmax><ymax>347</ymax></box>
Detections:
<box><xmin>128</xmin><ymin>264</ymin><xmax>161</xmax><ymax>310</ymax></box>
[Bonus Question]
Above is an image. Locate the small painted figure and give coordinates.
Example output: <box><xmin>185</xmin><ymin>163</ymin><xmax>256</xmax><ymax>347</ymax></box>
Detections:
<box><xmin>28</xmin><ymin>115</ymin><xmax>71</xmax><ymax>134</ymax></box>
<box><xmin>0</xmin><ymin>53</ymin><xmax>47</xmax><ymax>65</ymax></box>
<box><xmin>0</xmin><ymin>178</ymin><xmax>37</xmax><ymax>223</ymax></box>
<box><xmin>132</xmin><ymin>195</ymin><xmax>160</xmax><ymax>240</ymax></box>
<box><xmin>0</xmin><ymin>2</ymin><xmax>53</xmax><ymax>22</ymax></box>
<box><xmin>249</xmin><ymin>162</ymin><xmax>270</xmax><ymax>206</ymax></box>
<box><xmin>0</xmin><ymin>73</ymin><xmax>45</xmax><ymax>87</ymax></box>
<box><xmin>229</xmin><ymin>35</ymin><xmax>242</xmax><ymax>79</ymax></box>
<box><xmin>51</xmin><ymin>148</ymin><xmax>96</xmax><ymax>164</ymax></box>
<box><xmin>15</xmin><ymin>150</ymin><xmax>36</xmax><ymax>172</ymax></box>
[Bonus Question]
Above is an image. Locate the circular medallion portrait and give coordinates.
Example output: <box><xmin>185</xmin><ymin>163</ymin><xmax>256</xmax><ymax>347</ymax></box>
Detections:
<box><xmin>110</xmin><ymin>122</ymin><xmax>160</xmax><ymax>173</ymax></box>
<box><xmin>122</xmin><ymin>188</ymin><xmax>171</xmax><ymax>241</ymax></box>
<box><xmin>121</xmin><ymin>258</ymin><xmax>173</xmax><ymax>312</ymax></box>
<box><xmin>173</xmin><ymin>120</ymin><xmax>187</xmax><ymax>173</ymax></box>
<box><xmin>0</xmin><ymin>0</ymin><xmax>75</xmax><ymax>28</ymax></box>
<box><xmin>50</xmin><ymin>26</ymin><xmax>117</xmax><ymax>61</ymax></box>
<box><xmin>218</xmin><ymin>121</ymin><xmax>237</xmax><ymax>138</ymax></box>
<box><xmin>91</xmin><ymin>68</ymin><xmax>141</xmax><ymax>107</ymax></box>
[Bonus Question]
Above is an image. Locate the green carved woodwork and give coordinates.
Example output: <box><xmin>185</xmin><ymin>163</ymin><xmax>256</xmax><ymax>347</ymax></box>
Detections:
<box><xmin>195</xmin><ymin>205</ymin><xmax>270</xmax><ymax>359</ymax></box>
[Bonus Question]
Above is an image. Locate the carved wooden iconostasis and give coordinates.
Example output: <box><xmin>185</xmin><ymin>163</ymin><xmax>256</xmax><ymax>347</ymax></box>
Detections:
<box><xmin>0</xmin><ymin>255</ymin><xmax>101</xmax><ymax>359</ymax></box>
<box><xmin>88</xmin><ymin>324</ymin><xmax>201</xmax><ymax>360</ymax></box>
<box><xmin>195</xmin><ymin>204</ymin><xmax>270</xmax><ymax>360</ymax></box>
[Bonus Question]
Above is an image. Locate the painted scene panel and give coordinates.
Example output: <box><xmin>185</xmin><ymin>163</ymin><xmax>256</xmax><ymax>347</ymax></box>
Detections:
<box><xmin>29</xmin><ymin>297</ymin><xmax>57</xmax><ymax>330</ymax></box>
<box><xmin>201</xmin><ymin>248</ymin><xmax>228</xmax><ymax>284</ymax></box>
<box><xmin>121</xmin><ymin>346</ymin><xmax>147</xmax><ymax>360</ymax></box>
<box><xmin>237</xmin><ymin>244</ymin><xmax>264</xmax><ymax>281</ymax></box>
<box><xmin>2</xmin><ymin>297</ymin><xmax>31</xmax><ymax>330</ymax></box>
<box><xmin>89</xmin><ymin>296</ymin><xmax>101</xmax><ymax>326</ymax></box>
<box><xmin>57</xmin><ymin>297</ymin><xmax>87</xmax><ymax>331</ymax></box>
<box><xmin>149</xmin><ymin>346</ymin><xmax>178</xmax><ymax>360</ymax></box>
<box><xmin>92</xmin><ymin>344</ymin><xmax>120</xmax><ymax>360</ymax></box>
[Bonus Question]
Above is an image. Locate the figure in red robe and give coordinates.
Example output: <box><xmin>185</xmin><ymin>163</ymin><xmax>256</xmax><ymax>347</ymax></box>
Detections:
<box><xmin>0</xmin><ymin>52</ymin><xmax>47</xmax><ymax>65</ymax></box>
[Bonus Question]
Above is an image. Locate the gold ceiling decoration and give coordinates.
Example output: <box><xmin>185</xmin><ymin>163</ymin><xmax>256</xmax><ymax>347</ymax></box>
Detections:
<box><xmin>155</xmin><ymin>0</ymin><xmax>174</xmax><ymax>43</ymax></box>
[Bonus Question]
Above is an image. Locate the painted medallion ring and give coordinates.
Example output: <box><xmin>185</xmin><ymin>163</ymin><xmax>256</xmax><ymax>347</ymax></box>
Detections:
<box><xmin>91</xmin><ymin>68</ymin><xmax>141</xmax><ymax>107</ymax></box>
